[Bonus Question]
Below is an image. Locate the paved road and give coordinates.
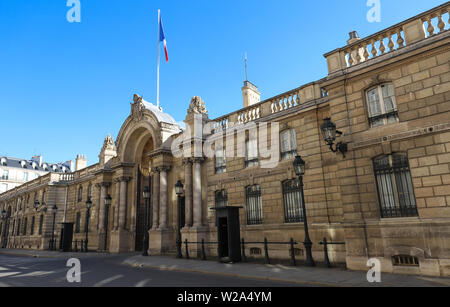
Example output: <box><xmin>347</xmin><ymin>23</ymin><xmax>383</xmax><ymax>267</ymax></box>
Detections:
<box><xmin>0</xmin><ymin>254</ymin><xmax>299</xmax><ymax>287</ymax></box>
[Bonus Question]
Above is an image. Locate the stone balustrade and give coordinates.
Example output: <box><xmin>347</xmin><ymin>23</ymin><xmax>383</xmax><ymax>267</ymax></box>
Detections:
<box><xmin>325</xmin><ymin>3</ymin><xmax>449</xmax><ymax>73</ymax></box>
<box><xmin>211</xmin><ymin>82</ymin><xmax>324</xmax><ymax>127</ymax></box>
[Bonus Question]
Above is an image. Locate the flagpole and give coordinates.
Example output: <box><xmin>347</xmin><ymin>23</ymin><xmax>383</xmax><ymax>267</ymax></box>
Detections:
<box><xmin>157</xmin><ymin>9</ymin><xmax>161</xmax><ymax>109</ymax></box>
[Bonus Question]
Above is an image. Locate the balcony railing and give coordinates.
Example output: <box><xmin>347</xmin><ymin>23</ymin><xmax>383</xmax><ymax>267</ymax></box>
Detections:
<box><xmin>325</xmin><ymin>3</ymin><xmax>450</xmax><ymax>73</ymax></box>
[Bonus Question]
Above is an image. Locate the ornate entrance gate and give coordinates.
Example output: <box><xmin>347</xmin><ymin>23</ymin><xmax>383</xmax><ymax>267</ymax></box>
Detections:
<box><xmin>135</xmin><ymin>167</ymin><xmax>152</xmax><ymax>251</ymax></box>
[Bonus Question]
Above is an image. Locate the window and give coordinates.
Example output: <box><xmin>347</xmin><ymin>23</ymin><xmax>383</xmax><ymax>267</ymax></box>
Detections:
<box><xmin>245</xmin><ymin>185</ymin><xmax>262</xmax><ymax>225</ymax></box>
<box><xmin>215</xmin><ymin>190</ymin><xmax>228</xmax><ymax>208</ymax></box>
<box><xmin>23</xmin><ymin>172</ymin><xmax>29</xmax><ymax>182</ymax></box>
<box><xmin>373</xmin><ymin>154</ymin><xmax>418</xmax><ymax>218</ymax></box>
<box><xmin>366</xmin><ymin>83</ymin><xmax>399</xmax><ymax>127</ymax></box>
<box><xmin>30</xmin><ymin>216</ymin><xmax>35</xmax><ymax>235</ymax></box>
<box><xmin>1</xmin><ymin>170</ymin><xmax>8</xmax><ymax>180</ymax></box>
<box><xmin>215</xmin><ymin>147</ymin><xmax>227</xmax><ymax>174</ymax></box>
<box><xmin>16</xmin><ymin>218</ymin><xmax>21</xmax><ymax>236</ymax></box>
<box><xmin>77</xmin><ymin>186</ymin><xmax>83</xmax><ymax>202</ymax></box>
<box><xmin>280</xmin><ymin>129</ymin><xmax>297</xmax><ymax>160</ymax></box>
<box><xmin>23</xmin><ymin>217</ymin><xmax>27</xmax><ymax>235</ymax></box>
<box><xmin>245</xmin><ymin>138</ymin><xmax>259</xmax><ymax>168</ymax></box>
<box><xmin>75</xmin><ymin>212</ymin><xmax>81</xmax><ymax>233</ymax></box>
<box><xmin>282</xmin><ymin>179</ymin><xmax>304</xmax><ymax>223</ymax></box>
<box><xmin>38</xmin><ymin>215</ymin><xmax>44</xmax><ymax>235</ymax></box>
<box><xmin>42</xmin><ymin>191</ymin><xmax>46</xmax><ymax>204</ymax></box>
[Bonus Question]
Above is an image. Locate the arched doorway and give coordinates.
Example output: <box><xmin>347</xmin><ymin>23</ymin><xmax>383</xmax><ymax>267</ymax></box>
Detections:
<box><xmin>135</xmin><ymin>138</ymin><xmax>153</xmax><ymax>251</ymax></box>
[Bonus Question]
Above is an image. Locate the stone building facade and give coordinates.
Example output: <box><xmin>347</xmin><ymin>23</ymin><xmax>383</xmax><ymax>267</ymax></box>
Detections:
<box><xmin>0</xmin><ymin>3</ymin><xmax>449</xmax><ymax>276</ymax></box>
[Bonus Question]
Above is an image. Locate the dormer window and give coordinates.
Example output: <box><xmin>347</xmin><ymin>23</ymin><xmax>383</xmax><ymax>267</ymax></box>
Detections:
<box><xmin>20</xmin><ymin>160</ymin><xmax>27</xmax><ymax>168</ymax></box>
<box><xmin>51</xmin><ymin>165</ymin><xmax>57</xmax><ymax>172</ymax></box>
<box><xmin>0</xmin><ymin>158</ymin><xmax>6</xmax><ymax>166</ymax></box>
<box><xmin>42</xmin><ymin>164</ymin><xmax>48</xmax><ymax>171</ymax></box>
<box><xmin>32</xmin><ymin>162</ymin><xmax>38</xmax><ymax>170</ymax></box>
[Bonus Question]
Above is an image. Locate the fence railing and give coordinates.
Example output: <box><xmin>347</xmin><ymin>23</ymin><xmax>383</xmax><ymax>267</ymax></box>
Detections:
<box><xmin>319</xmin><ymin>238</ymin><xmax>345</xmax><ymax>268</ymax></box>
<box><xmin>182</xmin><ymin>237</ymin><xmax>300</xmax><ymax>266</ymax></box>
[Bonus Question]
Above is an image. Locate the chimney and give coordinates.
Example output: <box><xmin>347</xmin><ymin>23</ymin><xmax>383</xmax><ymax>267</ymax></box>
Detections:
<box><xmin>242</xmin><ymin>81</ymin><xmax>261</xmax><ymax>108</ymax></box>
<box><xmin>347</xmin><ymin>31</ymin><xmax>360</xmax><ymax>45</ymax></box>
<box><xmin>75</xmin><ymin>154</ymin><xmax>87</xmax><ymax>171</ymax></box>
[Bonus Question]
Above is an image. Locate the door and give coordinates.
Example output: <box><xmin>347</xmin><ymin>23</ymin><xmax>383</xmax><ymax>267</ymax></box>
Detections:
<box><xmin>218</xmin><ymin>217</ymin><xmax>229</xmax><ymax>258</ymax></box>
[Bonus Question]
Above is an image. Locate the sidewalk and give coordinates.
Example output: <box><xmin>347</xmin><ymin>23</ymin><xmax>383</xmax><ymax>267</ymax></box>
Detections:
<box><xmin>2</xmin><ymin>248</ymin><xmax>450</xmax><ymax>287</ymax></box>
<box><xmin>123</xmin><ymin>255</ymin><xmax>450</xmax><ymax>287</ymax></box>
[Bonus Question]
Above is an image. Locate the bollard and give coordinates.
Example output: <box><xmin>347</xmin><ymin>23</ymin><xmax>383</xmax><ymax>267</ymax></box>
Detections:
<box><xmin>323</xmin><ymin>238</ymin><xmax>331</xmax><ymax>268</ymax></box>
<box><xmin>289</xmin><ymin>238</ymin><xmax>296</xmax><ymax>266</ymax></box>
<box><xmin>241</xmin><ymin>238</ymin><xmax>247</xmax><ymax>263</ymax></box>
<box><xmin>185</xmin><ymin>239</ymin><xmax>190</xmax><ymax>260</ymax></box>
<box><xmin>201</xmin><ymin>239</ymin><xmax>207</xmax><ymax>261</ymax></box>
<box><xmin>264</xmin><ymin>238</ymin><xmax>270</xmax><ymax>264</ymax></box>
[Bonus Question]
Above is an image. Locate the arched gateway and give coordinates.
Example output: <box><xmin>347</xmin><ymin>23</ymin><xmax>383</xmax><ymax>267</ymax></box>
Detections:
<box><xmin>105</xmin><ymin>94</ymin><xmax>183</xmax><ymax>253</ymax></box>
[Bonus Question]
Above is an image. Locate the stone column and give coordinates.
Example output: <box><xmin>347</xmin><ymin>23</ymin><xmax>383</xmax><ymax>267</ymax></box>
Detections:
<box><xmin>119</xmin><ymin>177</ymin><xmax>130</xmax><ymax>230</ymax></box>
<box><xmin>183</xmin><ymin>158</ymin><xmax>193</xmax><ymax>228</ymax></box>
<box><xmin>192</xmin><ymin>158</ymin><xmax>203</xmax><ymax>228</ymax></box>
<box><xmin>159</xmin><ymin>167</ymin><xmax>170</xmax><ymax>230</ymax></box>
<box><xmin>113</xmin><ymin>179</ymin><xmax>120</xmax><ymax>230</ymax></box>
<box><xmin>151</xmin><ymin>168</ymin><xmax>160</xmax><ymax>230</ymax></box>
<box><xmin>97</xmin><ymin>182</ymin><xmax>110</xmax><ymax>251</ymax></box>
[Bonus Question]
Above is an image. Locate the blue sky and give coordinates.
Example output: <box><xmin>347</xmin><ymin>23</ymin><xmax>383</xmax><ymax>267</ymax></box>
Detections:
<box><xmin>0</xmin><ymin>0</ymin><xmax>445</xmax><ymax>166</ymax></box>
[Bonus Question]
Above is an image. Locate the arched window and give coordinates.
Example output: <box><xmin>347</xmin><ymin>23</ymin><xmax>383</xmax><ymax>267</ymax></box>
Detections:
<box><xmin>245</xmin><ymin>185</ymin><xmax>262</xmax><ymax>225</ymax></box>
<box><xmin>373</xmin><ymin>153</ymin><xmax>417</xmax><ymax>218</ymax></box>
<box><xmin>366</xmin><ymin>83</ymin><xmax>399</xmax><ymax>127</ymax></box>
<box><xmin>282</xmin><ymin>179</ymin><xmax>304</xmax><ymax>223</ymax></box>
<box><xmin>77</xmin><ymin>186</ymin><xmax>83</xmax><ymax>202</ymax></box>
<box><xmin>280</xmin><ymin>129</ymin><xmax>297</xmax><ymax>160</ymax></box>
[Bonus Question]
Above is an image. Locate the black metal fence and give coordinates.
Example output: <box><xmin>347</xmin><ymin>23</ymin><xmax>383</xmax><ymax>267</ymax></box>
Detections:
<box><xmin>182</xmin><ymin>237</ymin><xmax>299</xmax><ymax>266</ymax></box>
<box><xmin>181</xmin><ymin>237</ymin><xmax>346</xmax><ymax>268</ymax></box>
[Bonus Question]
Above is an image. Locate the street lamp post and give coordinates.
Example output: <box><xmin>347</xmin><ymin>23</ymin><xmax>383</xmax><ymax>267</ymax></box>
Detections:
<box><xmin>85</xmin><ymin>197</ymin><xmax>92</xmax><ymax>253</ymax></box>
<box><xmin>50</xmin><ymin>205</ymin><xmax>58</xmax><ymax>251</ymax></box>
<box><xmin>293</xmin><ymin>155</ymin><xmax>315</xmax><ymax>267</ymax></box>
<box><xmin>175</xmin><ymin>180</ymin><xmax>183</xmax><ymax>259</ymax></box>
<box><xmin>142</xmin><ymin>186</ymin><xmax>150</xmax><ymax>256</ymax></box>
<box><xmin>104</xmin><ymin>194</ymin><xmax>112</xmax><ymax>251</ymax></box>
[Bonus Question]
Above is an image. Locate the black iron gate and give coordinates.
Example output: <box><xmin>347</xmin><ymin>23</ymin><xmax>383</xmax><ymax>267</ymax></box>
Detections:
<box><xmin>135</xmin><ymin>167</ymin><xmax>152</xmax><ymax>251</ymax></box>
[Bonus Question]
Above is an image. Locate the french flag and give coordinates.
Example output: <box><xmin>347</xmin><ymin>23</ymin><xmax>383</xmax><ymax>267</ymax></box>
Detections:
<box><xmin>159</xmin><ymin>14</ymin><xmax>168</xmax><ymax>62</ymax></box>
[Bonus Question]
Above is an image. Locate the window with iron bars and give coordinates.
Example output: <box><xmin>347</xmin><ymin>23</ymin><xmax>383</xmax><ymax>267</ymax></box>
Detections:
<box><xmin>215</xmin><ymin>190</ymin><xmax>228</xmax><ymax>208</ymax></box>
<box><xmin>373</xmin><ymin>153</ymin><xmax>418</xmax><ymax>218</ymax></box>
<box><xmin>282</xmin><ymin>179</ymin><xmax>304</xmax><ymax>223</ymax></box>
<box><xmin>246</xmin><ymin>185</ymin><xmax>262</xmax><ymax>225</ymax></box>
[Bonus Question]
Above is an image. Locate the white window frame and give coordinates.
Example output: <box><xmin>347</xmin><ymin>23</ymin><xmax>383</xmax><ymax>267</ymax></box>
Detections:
<box><xmin>366</xmin><ymin>83</ymin><xmax>399</xmax><ymax>128</ymax></box>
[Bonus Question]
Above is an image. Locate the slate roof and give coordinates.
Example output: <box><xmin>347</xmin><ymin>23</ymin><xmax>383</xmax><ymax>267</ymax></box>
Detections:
<box><xmin>0</xmin><ymin>157</ymin><xmax>72</xmax><ymax>173</ymax></box>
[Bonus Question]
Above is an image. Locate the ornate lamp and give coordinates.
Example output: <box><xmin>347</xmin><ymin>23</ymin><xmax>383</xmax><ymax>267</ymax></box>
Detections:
<box><xmin>321</xmin><ymin>118</ymin><xmax>347</xmax><ymax>158</ymax></box>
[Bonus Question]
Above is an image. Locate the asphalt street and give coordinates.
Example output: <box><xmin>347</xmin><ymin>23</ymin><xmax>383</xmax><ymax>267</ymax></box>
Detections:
<box><xmin>0</xmin><ymin>254</ymin><xmax>299</xmax><ymax>287</ymax></box>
